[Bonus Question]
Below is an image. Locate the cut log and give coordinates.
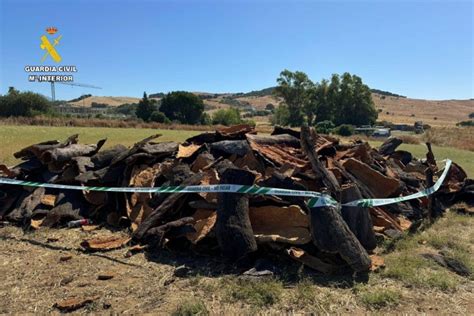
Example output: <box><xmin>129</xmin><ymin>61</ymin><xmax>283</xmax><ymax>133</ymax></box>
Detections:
<box><xmin>378</xmin><ymin>137</ymin><xmax>402</xmax><ymax>156</ymax></box>
<box><xmin>14</xmin><ymin>134</ymin><xmax>78</xmax><ymax>160</ymax></box>
<box><xmin>216</xmin><ymin>168</ymin><xmax>257</xmax><ymax>261</ymax></box>
<box><xmin>340</xmin><ymin>184</ymin><xmax>376</xmax><ymax>251</ymax></box>
<box><xmin>300</xmin><ymin>126</ymin><xmax>340</xmax><ymax>195</ymax></box>
<box><xmin>308</xmin><ymin>205</ymin><xmax>371</xmax><ymax>272</ymax></box>
<box><xmin>41</xmin><ymin>139</ymin><xmax>106</xmax><ymax>165</ymax></box>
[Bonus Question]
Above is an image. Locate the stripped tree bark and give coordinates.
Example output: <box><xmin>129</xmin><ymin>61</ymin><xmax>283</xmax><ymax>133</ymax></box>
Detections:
<box><xmin>300</xmin><ymin>126</ymin><xmax>340</xmax><ymax>196</ymax></box>
<box><xmin>340</xmin><ymin>184</ymin><xmax>377</xmax><ymax>251</ymax></box>
<box><xmin>308</xmin><ymin>205</ymin><xmax>371</xmax><ymax>272</ymax></box>
<box><xmin>216</xmin><ymin>168</ymin><xmax>257</xmax><ymax>261</ymax></box>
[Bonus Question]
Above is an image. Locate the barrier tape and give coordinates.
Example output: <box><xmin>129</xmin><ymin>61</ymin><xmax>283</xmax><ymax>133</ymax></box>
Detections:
<box><xmin>0</xmin><ymin>159</ymin><xmax>451</xmax><ymax>208</ymax></box>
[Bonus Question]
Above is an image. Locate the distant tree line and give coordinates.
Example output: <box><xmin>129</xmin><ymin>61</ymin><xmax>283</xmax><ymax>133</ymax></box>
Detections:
<box><xmin>136</xmin><ymin>91</ymin><xmax>206</xmax><ymax>125</ymax></box>
<box><xmin>69</xmin><ymin>94</ymin><xmax>92</xmax><ymax>102</ymax></box>
<box><xmin>272</xmin><ymin>70</ymin><xmax>378</xmax><ymax>127</ymax></box>
<box><xmin>0</xmin><ymin>87</ymin><xmax>52</xmax><ymax>117</ymax></box>
<box><xmin>370</xmin><ymin>89</ymin><xmax>406</xmax><ymax>98</ymax></box>
<box><xmin>135</xmin><ymin>91</ymin><xmax>255</xmax><ymax>126</ymax></box>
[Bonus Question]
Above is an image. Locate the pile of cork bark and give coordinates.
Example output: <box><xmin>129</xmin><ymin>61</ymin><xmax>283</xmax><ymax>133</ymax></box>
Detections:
<box><xmin>0</xmin><ymin>125</ymin><xmax>472</xmax><ymax>273</ymax></box>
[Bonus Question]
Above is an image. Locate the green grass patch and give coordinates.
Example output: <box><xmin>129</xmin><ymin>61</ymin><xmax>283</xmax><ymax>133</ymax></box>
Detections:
<box><xmin>358</xmin><ymin>288</ymin><xmax>401</xmax><ymax>309</ymax></box>
<box><xmin>290</xmin><ymin>279</ymin><xmax>332</xmax><ymax>312</ymax></box>
<box><xmin>381</xmin><ymin>212</ymin><xmax>473</xmax><ymax>290</ymax></box>
<box><xmin>383</xmin><ymin>253</ymin><xmax>459</xmax><ymax>291</ymax></box>
<box><xmin>0</xmin><ymin>125</ymin><xmax>200</xmax><ymax>166</ymax></box>
<box><xmin>172</xmin><ymin>299</ymin><xmax>209</xmax><ymax>316</ymax></box>
<box><xmin>221</xmin><ymin>277</ymin><xmax>283</xmax><ymax>307</ymax></box>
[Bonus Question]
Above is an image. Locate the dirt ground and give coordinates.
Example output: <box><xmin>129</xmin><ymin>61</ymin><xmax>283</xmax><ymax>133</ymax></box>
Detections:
<box><xmin>0</xmin><ymin>210</ymin><xmax>473</xmax><ymax>315</ymax></box>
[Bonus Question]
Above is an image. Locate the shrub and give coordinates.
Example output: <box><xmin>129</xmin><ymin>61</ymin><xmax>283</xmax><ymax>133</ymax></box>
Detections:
<box><xmin>456</xmin><ymin>120</ymin><xmax>474</xmax><ymax>127</ymax></box>
<box><xmin>334</xmin><ymin>124</ymin><xmax>354</xmax><ymax>136</ymax></box>
<box><xmin>172</xmin><ymin>299</ymin><xmax>208</xmax><ymax>316</ymax></box>
<box><xmin>149</xmin><ymin>111</ymin><xmax>169</xmax><ymax>123</ymax></box>
<box><xmin>315</xmin><ymin>120</ymin><xmax>335</xmax><ymax>134</ymax></box>
<box><xmin>200</xmin><ymin>112</ymin><xmax>211</xmax><ymax>125</ymax></box>
<box><xmin>212</xmin><ymin>108</ymin><xmax>242</xmax><ymax>126</ymax></box>
<box><xmin>469</xmin><ymin>112</ymin><xmax>474</xmax><ymax>119</ymax></box>
<box><xmin>265</xmin><ymin>103</ymin><xmax>275</xmax><ymax>111</ymax></box>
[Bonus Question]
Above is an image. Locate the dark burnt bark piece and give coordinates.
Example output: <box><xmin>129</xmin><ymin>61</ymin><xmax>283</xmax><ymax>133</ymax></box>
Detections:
<box><xmin>378</xmin><ymin>137</ymin><xmax>403</xmax><ymax>156</ymax></box>
<box><xmin>300</xmin><ymin>126</ymin><xmax>340</xmax><ymax>195</ymax></box>
<box><xmin>5</xmin><ymin>187</ymin><xmax>45</xmax><ymax>223</ymax></box>
<box><xmin>340</xmin><ymin>184</ymin><xmax>377</xmax><ymax>251</ymax></box>
<box><xmin>308</xmin><ymin>205</ymin><xmax>371</xmax><ymax>272</ymax></box>
<box><xmin>216</xmin><ymin>168</ymin><xmax>257</xmax><ymax>261</ymax></box>
<box><xmin>133</xmin><ymin>172</ymin><xmax>205</xmax><ymax>241</ymax></box>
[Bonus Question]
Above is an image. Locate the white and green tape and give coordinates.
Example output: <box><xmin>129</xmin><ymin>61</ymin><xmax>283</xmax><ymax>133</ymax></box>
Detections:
<box><xmin>0</xmin><ymin>159</ymin><xmax>452</xmax><ymax>208</ymax></box>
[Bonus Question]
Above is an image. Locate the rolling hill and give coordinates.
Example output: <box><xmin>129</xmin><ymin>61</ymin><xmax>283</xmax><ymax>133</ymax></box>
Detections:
<box><xmin>66</xmin><ymin>88</ymin><xmax>473</xmax><ymax>126</ymax></box>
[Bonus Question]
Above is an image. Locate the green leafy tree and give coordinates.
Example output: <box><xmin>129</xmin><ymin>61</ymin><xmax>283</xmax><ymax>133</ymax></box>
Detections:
<box><xmin>274</xmin><ymin>70</ymin><xmax>313</xmax><ymax>126</ymax></box>
<box><xmin>136</xmin><ymin>92</ymin><xmax>156</xmax><ymax>121</ymax></box>
<box><xmin>0</xmin><ymin>87</ymin><xmax>51</xmax><ymax>117</ymax></box>
<box><xmin>150</xmin><ymin>111</ymin><xmax>170</xmax><ymax>123</ymax></box>
<box><xmin>315</xmin><ymin>120</ymin><xmax>335</xmax><ymax>134</ymax></box>
<box><xmin>312</xmin><ymin>79</ymin><xmax>333</xmax><ymax>123</ymax></box>
<box><xmin>332</xmin><ymin>73</ymin><xmax>377</xmax><ymax>126</ymax></box>
<box><xmin>270</xmin><ymin>105</ymin><xmax>290</xmax><ymax>126</ymax></box>
<box><xmin>160</xmin><ymin>91</ymin><xmax>204</xmax><ymax>124</ymax></box>
<box><xmin>212</xmin><ymin>108</ymin><xmax>242</xmax><ymax>126</ymax></box>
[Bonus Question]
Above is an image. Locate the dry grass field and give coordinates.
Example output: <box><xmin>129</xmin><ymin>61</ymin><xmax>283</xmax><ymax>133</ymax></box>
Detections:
<box><xmin>0</xmin><ymin>210</ymin><xmax>472</xmax><ymax>314</ymax></box>
<box><xmin>68</xmin><ymin>96</ymin><xmax>142</xmax><ymax>107</ymax></box>
<box><xmin>372</xmin><ymin>94</ymin><xmax>473</xmax><ymax>126</ymax></box>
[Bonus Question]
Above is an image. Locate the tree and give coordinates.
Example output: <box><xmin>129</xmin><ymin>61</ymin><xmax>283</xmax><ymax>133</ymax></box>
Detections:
<box><xmin>136</xmin><ymin>92</ymin><xmax>156</xmax><ymax>121</ymax></box>
<box><xmin>0</xmin><ymin>87</ymin><xmax>51</xmax><ymax>117</ymax></box>
<box><xmin>271</xmin><ymin>70</ymin><xmax>378</xmax><ymax>127</ymax></box>
<box><xmin>160</xmin><ymin>91</ymin><xmax>204</xmax><ymax>124</ymax></box>
<box><xmin>274</xmin><ymin>70</ymin><xmax>313</xmax><ymax>127</ymax></box>
<box><xmin>270</xmin><ymin>105</ymin><xmax>290</xmax><ymax>126</ymax></box>
<box><xmin>150</xmin><ymin>111</ymin><xmax>169</xmax><ymax>123</ymax></box>
<box><xmin>212</xmin><ymin>108</ymin><xmax>242</xmax><ymax>126</ymax></box>
<box><xmin>312</xmin><ymin>79</ymin><xmax>333</xmax><ymax>123</ymax></box>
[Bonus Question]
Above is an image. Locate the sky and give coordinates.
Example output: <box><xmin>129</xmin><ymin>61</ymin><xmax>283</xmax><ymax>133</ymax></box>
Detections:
<box><xmin>0</xmin><ymin>0</ymin><xmax>473</xmax><ymax>100</ymax></box>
